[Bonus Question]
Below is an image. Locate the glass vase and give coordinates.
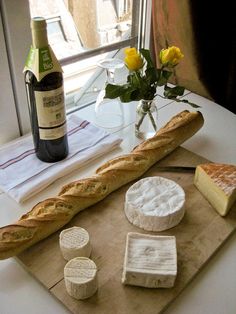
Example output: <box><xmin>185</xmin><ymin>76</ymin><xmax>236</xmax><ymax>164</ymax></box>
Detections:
<box><xmin>135</xmin><ymin>99</ymin><xmax>158</xmax><ymax>139</ymax></box>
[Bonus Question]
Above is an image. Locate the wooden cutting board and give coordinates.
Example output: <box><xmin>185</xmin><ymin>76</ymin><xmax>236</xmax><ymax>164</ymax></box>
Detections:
<box><xmin>17</xmin><ymin>147</ymin><xmax>236</xmax><ymax>314</ymax></box>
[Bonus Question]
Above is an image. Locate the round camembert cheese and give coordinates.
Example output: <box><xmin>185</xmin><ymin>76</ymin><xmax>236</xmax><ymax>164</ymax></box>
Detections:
<box><xmin>59</xmin><ymin>226</ymin><xmax>91</xmax><ymax>261</ymax></box>
<box><xmin>64</xmin><ymin>257</ymin><xmax>98</xmax><ymax>300</ymax></box>
<box><xmin>124</xmin><ymin>176</ymin><xmax>185</xmax><ymax>231</ymax></box>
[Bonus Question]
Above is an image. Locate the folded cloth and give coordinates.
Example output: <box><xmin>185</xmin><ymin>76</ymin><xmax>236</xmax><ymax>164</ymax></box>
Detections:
<box><xmin>0</xmin><ymin>114</ymin><xmax>122</xmax><ymax>203</ymax></box>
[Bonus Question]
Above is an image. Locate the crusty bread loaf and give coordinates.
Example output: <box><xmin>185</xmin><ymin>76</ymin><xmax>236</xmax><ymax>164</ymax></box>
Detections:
<box><xmin>0</xmin><ymin>110</ymin><xmax>204</xmax><ymax>259</ymax></box>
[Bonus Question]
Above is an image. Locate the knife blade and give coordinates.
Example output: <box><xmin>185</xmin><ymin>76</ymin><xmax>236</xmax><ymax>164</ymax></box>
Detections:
<box><xmin>156</xmin><ymin>166</ymin><xmax>196</xmax><ymax>173</ymax></box>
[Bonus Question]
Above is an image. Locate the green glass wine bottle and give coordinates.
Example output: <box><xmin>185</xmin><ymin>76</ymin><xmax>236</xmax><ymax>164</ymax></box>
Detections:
<box><xmin>24</xmin><ymin>17</ymin><xmax>68</xmax><ymax>162</ymax></box>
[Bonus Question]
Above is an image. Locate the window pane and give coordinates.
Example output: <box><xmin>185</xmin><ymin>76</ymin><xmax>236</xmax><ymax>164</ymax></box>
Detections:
<box><xmin>28</xmin><ymin>0</ymin><xmax>139</xmax><ymax>111</ymax></box>
<box><xmin>29</xmin><ymin>0</ymin><xmax>133</xmax><ymax>58</ymax></box>
<box><xmin>28</xmin><ymin>0</ymin><xmax>84</xmax><ymax>60</ymax></box>
<box><xmin>46</xmin><ymin>17</ymin><xmax>67</xmax><ymax>44</ymax></box>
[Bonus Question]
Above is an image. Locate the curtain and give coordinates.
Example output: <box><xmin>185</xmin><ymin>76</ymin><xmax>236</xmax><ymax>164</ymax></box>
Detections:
<box><xmin>152</xmin><ymin>0</ymin><xmax>236</xmax><ymax>114</ymax></box>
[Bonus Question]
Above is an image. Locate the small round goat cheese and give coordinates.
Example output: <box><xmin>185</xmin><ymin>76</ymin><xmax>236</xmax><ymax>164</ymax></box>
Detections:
<box><xmin>59</xmin><ymin>226</ymin><xmax>91</xmax><ymax>261</ymax></box>
<box><xmin>64</xmin><ymin>257</ymin><xmax>98</xmax><ymax>300</ymax></box>
<box><xmin>124</xmin><ymin>176</ymin><xmax>185</xmax><ymax>231</ymax></box>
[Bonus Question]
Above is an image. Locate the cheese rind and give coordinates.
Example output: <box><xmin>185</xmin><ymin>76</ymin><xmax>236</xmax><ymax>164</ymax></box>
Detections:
<box><xmin>59</xmin><ymin>226</ymin><xmax>91</xmax><ymax>261</ymax></box>
<box><xmin>64</xmin><ymin>257</ymin><xmax>97</xmax><ymax>300</ymax></box>
<box><xmin>124</xmin><ymin>176</ymin><xmax>185</xmax><ymax>231</ymax></box>
<box><xmin>122</xmin><ymin>232</ymin><xmax>177</xmax><ymax>288</ymax></box>
<box><xmin>194</xmin><ymin>163</ymin><xmax>236</xmax><ymax>216</ymax></box>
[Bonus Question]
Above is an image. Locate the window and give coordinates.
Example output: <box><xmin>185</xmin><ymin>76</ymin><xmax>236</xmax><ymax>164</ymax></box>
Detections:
<box><xmin>46</xmin><ymin>16</ymin><xmax>68</xmax><ymax>44</ymax></box>
<box><xmin>28</xmin><ymin>0</ymin><xmax>139</xmax><ymax>99</ymax></box>
<box><xmin>0</xmin><ymin>0</ymin><xmax>151</xmax><ymax>144</ymax></box>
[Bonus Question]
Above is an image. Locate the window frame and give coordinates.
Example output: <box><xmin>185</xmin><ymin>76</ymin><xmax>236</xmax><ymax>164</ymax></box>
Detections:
<box><xmin>0</xmin><ymin>0</ymin><xmax>32</xmax><ymax>137</ymax></box>
<box><xmin>0</xmin><ymin>0</ymin><xmax>152</xmax><ymax>144</ymax></box>
<box><xmin>0</xmin><ymin>10</ymin><xmax>20</xmax><ymax>144</ymax></box>
<box><xmin>60</xmin><ymin>0</ymin><xmax>142</xmax><ymax>66</ymax></box>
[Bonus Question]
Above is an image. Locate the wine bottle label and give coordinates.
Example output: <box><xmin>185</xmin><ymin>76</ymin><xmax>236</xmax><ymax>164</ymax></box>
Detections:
<box><xmin>34</xmin><ymin>86</ymin><xmax>67</xmax><ymax>140</ymax></box>
<box><xmin>23</xmin><ymin>46</ymin><xmax>62</xmax><ymax>82</ymax></box>
<box><xmin>39</xmin><ymin>123</ymin><xmax>67</xmax><ymax>140</ymax></box>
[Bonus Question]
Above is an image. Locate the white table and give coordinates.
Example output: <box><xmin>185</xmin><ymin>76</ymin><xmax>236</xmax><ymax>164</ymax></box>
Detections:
<box><xmin>0</xmin><ymin>92</ymin><xmax>236</xmax><ymax>314</ymax></box>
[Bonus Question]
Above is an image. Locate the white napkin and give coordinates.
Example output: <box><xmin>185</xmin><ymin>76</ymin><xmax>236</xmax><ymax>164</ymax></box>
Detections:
<box><xmin>0</xmin><ymin>114</ymin><xmax>122</xmax><ymax>203</ymax></box>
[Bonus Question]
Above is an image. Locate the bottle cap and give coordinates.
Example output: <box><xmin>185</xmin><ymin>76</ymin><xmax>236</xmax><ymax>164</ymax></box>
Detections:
<box><xmin>31</xmin><ymin>17</ymin><xmax>46</xmax><ymax>30</ymax></box>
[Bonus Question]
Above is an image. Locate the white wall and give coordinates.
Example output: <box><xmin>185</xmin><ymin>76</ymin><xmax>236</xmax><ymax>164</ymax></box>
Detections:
<box><xmin>0</xmin><ymin>0</ymin><xmax>32</xmax><ymax>138</ymax></box>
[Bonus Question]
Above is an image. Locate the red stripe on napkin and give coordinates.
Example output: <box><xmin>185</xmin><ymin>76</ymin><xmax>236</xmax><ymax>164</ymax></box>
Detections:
<box><xmin>0</xmin><ymin>120</ymin><xmax>90</xmax><ymax>170</ymax></box>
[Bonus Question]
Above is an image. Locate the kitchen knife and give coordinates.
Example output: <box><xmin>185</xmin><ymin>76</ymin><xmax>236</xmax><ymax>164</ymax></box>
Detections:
<box><xmin>156</xmin><ymin>166</ymin><xmax>196</xmax><ymax>173</ymax></box>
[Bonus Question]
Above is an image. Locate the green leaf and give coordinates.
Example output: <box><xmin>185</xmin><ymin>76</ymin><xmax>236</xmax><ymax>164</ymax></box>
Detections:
<box><xmin>120</xmin><ymin>93</ymin><xmax>132</xmax><ymax>102</ymax></box>
<box><xmin>162</xmin><ymin>70</ymin><xmax>172</xmax><ymax>80</ymax></box>
<box><xmin>105</xmin><ymin>84</ymin><xmax>128</xmax><ymax>99</ymax></box>
<box><xmin>181</xmin><ymin>99</ymin><xmax>201</xmax><ymax>108</ymax></box>
<box><xmin>120</xmin><ymin>88</ymin><xmax>141</xmax><ymax>102</ymax></box>
<box><xmin>162</xmin><ymin>85</ymin><xmax>201</xmax><ymax>108</ymax></box>
<box><xmin>156</xmin><ymin>69</ymin><xmax>172</xmax><ymax>86</ymax></box>
<box><xmin>145</xmin><ymin>67</ymin><xmax>159</xmax><ymax>85</ymax></box>
<box><xmin>164</xmin><ymin>85</ymin><xmax>185</xmax><ymax>98</ymax></box>
<box><xmin>143</xmin><ymin>86</ymin><xmax>156</xmax><ymax>100</ymax></box>
<box><xmin>128</xmin><ymin>73</ymin><xmax>141</xmax><ymax>88</ymax></box>
<box><xmin>140</xmin><ymin>48</ymin><xmax>155</xmax><ymax>69</ymax></box>
<box><xmin>104</xmin><ymin>83</ymin><xmax>142</xmax><ymax>103</ymax></box>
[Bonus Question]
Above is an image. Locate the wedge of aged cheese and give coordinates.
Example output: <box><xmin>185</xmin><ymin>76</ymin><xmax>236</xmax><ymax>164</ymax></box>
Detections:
<box><xmin>64</xmin><ymin>257</ymin><xmax>98</xmax><ymax>300</ymax></box>
<box><xmin>194</xmin><ymin>163</ymin><xmax>236</xmax><ymax>216</ymax></box>
<box><xmin>122</xmin><ymin>232</ymin><xmax>177</xmax><ymax>288</ymax></box>
<box><xmin>124</xmin><ymin>176</ymin><xmax>185</xmax><ymax>231</ymax></box>
<box><xmin>59</xmin><ymin>226</ymin><xmax>91</xmax><ymax>261</ymax></box>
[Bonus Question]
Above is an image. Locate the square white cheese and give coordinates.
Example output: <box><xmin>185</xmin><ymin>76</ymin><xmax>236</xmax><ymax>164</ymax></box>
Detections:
<box><xmin>122</xmin><ymin>232</ymin><xmax>177</xmax><ymax>288</ymax></box>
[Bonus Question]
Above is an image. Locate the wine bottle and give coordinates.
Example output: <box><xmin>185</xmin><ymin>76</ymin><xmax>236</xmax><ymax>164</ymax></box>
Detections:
<box><xmin>24</xmin><ymin>17</ymin><xmax>68</xmax><ymax>162</ymax></box>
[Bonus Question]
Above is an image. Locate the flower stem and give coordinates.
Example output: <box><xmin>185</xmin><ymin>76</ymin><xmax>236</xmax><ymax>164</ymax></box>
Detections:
<box><xmin>147</xmin><ymin>110</ymin><xmax>157</xmax><ymax>131</ymax></box>
<box><xmin>135</xmin><ymin>105</ymin><xmax>157</xmax><ymax>134</ymax></box>
<box><xmin>135</xmin><ymin>112</ymin><xmax>146</xmax><ymax>131</ymax></box>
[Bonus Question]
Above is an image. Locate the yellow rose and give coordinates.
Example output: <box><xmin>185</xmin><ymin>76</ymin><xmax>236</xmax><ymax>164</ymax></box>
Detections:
<box><xmin>159</xmin><ymin>46</ymin><xmax>184</xmax><ymax>66</ymax></box>
<box><xmin>124</xmin><ymin>47</ymin><xmax>143</xmax><ymax>71</ymax></box>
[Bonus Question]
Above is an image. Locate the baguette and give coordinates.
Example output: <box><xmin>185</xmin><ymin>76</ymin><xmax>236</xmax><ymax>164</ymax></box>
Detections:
<box><xmin>0</xmin><ymin>110</ymin><xmax>204</xmax><ymax>259</ymax></box>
